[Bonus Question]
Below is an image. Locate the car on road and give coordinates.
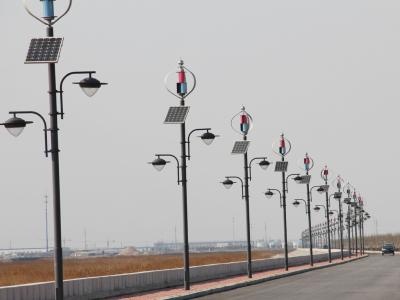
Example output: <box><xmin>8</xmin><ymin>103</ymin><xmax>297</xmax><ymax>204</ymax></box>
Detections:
<box><xmin>381</xmin><ymin>243</ymin><xmax>395</xmax><ymax>255</ymax></box>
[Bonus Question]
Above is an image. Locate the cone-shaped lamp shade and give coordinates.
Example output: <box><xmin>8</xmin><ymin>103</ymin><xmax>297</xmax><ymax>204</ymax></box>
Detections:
<box><xmin>151</xmin><ymin>157</ymin><xmax>167</xmax><ymax>172</ymax></box>
<box><xmin>317</xmin><ymin>187</ymin><xmax>325</xmax><ymax>194</ymax></box>
<box><xmin>314</xmin><ymin>206</ymin><xmax>321</xmax><ymax>211</ymax></box>
<box><xmin>259</xmin><ymin>160</ymin><xmax>270</xmax><ymax>170</ymax></box>
<box><xmin>222</xmin><ymin>178</ymin><xmax>234</xmax><ymax>189</ymax></box>
<box><xmin>265</xmin><ymin>191</ymin><xmax>274</xmax><ymax>199</ymax></box>
<box><xmin>293</xmin><ymin>200</ymin><xmax>300</xmax><ymax>207</ymax></box>
<box><xmin>8</xmin><ymin>127</ymin><xmax>25</xmax><ymax>137</ymax></box>
<box><xmin>76</xmin><ymin>77</ymin><xmax>107</xmax><ymax>97</ymax></box>
<box><xmin>293</xmin><ymin>175</ymin><xmax>302</xmax><ymax>182</ymax></box>
<box><xmin>201</xmin><ymin>132</ymin><xmax>216</xmax><ymax>146</ymax></box>
<box><xmin>0</xmin><ymin>117</ymin><xmax>32</xmax><ymax>137</ymax></box>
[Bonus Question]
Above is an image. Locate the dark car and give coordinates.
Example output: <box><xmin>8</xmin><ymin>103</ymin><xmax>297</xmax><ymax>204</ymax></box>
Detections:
<box><xmin>382</xmin><ymin>243</ymin><xmax>395</xmax><ymax>255</ymax></box>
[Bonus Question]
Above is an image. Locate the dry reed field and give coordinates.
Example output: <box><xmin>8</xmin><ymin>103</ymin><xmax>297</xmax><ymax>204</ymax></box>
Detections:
<box><xmin>0</xmin><ymin>250</ymin><xmax>281</xmax><ymax>287</ymax></box>
<box><xmin>364</xmin><ymin>233</ymin><xmax>400</xmax><ymax>250</ymax></box>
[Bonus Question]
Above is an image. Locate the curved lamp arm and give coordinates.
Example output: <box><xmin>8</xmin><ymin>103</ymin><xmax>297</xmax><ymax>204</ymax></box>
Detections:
<box><xmin>328</xmin><ymin>193</ymin><xmax>336</xmax><ymax>207</ymax></box>
<box><xmin>155</xmin><ymin>154</ymin><xmax>181</xmax><ymax>185</ymax></box>
<box><xmin>187</xmin><ymin>128</ymin><xmax>211</xmax><ymax>160</ymax></box>
<box><xmin>9</xmin><ymin>111</ymin><xmax>49</xmax><ymax>157</ymax></box>
<box><xmin>315</xmin><ymin>204</ymin><xmax>327</xmax><ymax>217</ymax></box>
<box><xmin>294</xmin><ymin>198</ymin><xmax>308</xmax><ymax>214</ymax></box>
<box><xmin>248</xmin><ymin>156</ymin><xmax>269</xmax><ymax>181</ymax></box>
<box><xmin>267</xmin><ymin>188</ymin><xmax>283</xmax><ymax>207</ymax></box>
<box><xmin>58</xmin><ymin>71</ymin><xmax>96</xmax><ymax>119</ymax></box>
<box><xmin>309</xmin><ymin>185</ymin><xmax>324</xmax><ymax>202</ymax></box>
<box><xmin>226</xmin><ymin>176</ymin><xmax>244</xmax><ymax>199</ymax></box>
<box><xmin>285</xmin><ymin>173</ymin><xmax>300</xmax><ymax>193</ymax></box>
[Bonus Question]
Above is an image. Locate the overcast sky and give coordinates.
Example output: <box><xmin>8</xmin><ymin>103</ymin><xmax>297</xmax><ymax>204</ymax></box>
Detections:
<box><xmin>0</xmin><ymin>0</ymin><xmax>398</xmax><ymax>249</ymax></box>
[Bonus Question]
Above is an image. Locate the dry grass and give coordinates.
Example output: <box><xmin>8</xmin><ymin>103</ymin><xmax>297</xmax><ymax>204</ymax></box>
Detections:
<box><xmin>330</xmin><ymin>233</ymin><xmax>400</xmax><ymax>251</ymax></box>
<box><xmin>0</xmin><ymin>250</ymin><xmax>281</xmax><ymax>287</ymax></box>
<box><xmin>363</xmin><ymin>233</ymin><xmax>400</xmax><ymax>250</ymax></box>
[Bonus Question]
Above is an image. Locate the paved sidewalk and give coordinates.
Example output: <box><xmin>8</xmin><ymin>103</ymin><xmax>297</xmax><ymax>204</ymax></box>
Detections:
<box><xmin>110</xmin><ymin>255</ymin><xmax>366</xmax><ymax>300</ymax></box>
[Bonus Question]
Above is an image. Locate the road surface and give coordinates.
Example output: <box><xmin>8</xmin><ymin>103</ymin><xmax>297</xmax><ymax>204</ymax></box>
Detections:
<box><xmin>200</xmin><ymin>255</ymin><xmax>400</xmax><ymax>300</ymax></box>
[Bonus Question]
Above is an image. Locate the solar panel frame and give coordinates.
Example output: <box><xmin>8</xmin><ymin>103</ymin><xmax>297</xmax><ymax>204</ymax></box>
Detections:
<box><xmin>25</xmin><ymin>37</ymin><xmax>64</xmax><ymax>64</ymax></box>
<box><xmin>343</xmin><ymin>197</ymin><xmax>351</xmax><ymax>204</ymax></box>
<box><xmin>164</xmin><ymin>106</ymin><xmax>190</xmax><ymax>124</ymax></box>
<box><xmin>231</xmin><ymin>141</ymin><xmax>250</xmax><ymax>154</ymax></box>
<box><xmin>321</xmin><ymin>184</ymin><xmax>330</xmax><ymax>192</ymax></box>
<box><xmin>274</xmin><ymin>161</ymin><xmax>288</xmax><ymax>172</ymax></box>
<box><xmin>299</xmin><ymin>175</ymin><xmax>311</xmax><ymax>184</ymax></box>
<box><xmin>334</xmin><ymin>192</ymin><xmax>342</xmax><ymax>199</ymax></box>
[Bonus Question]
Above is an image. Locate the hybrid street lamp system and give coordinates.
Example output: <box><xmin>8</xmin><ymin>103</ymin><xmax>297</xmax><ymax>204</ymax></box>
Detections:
<box><xmin>343</xmin><ymin>182</ymin><xmax>356</xmax><ymax>257</ymax></box>
<box><xmin>293</xmin><ymin>153</ymin><xmax>315</xmax><ymax>266</ymax></box>
<box><xmin>332</xmin><ymin>176</ymin><xmax>345</xmax><ymax>260</ymax></box>
<box><xmin>1</xmin><ymin>1</ymin><xmax>108</xmax><ymax>300</ymax></box>
<box><xmin>265</xmin><ymin>170</ymin><xmax>300</xmax><ymax>271</ymax></box>
<box><xmin>150</xmin><ymin>60</ymin><xmax>217</xmax><ymax>290</ymax></box>
<box><xmin>320</xmin><ymin>166</ymin><xmax>332</xmax><ymax>263</ymax></box>
<box><xmin>221</xmin><ymin>107</ymin><xmax>270</xmax><ymax>279</ymax></box>
<box><xmin>270</xmin><ymin>134</ymin><xmax>295</xmax><ymax>271</ymax></box>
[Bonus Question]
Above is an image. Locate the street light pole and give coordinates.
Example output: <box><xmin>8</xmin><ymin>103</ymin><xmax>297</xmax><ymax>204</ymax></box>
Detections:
<box><xmin>272</xmin><ymin>134</ymin><xmax>292</xmax><ymax>271</ymax></box>
<box><xmin>334</xmin><ymin>176</ymin><xmax>344</xmax><ymax>260</ymax></box>
<box><xmin>8</xmin><ymin>3</ymin><xmax>107</xmax><ymax>299</ymax></box>
<box><xmin>304</xmin><ymin>153</ymin><xmax>314</xmax><ymax>266</ymax></box>
<box><xmin>357</xmin><ymin>195</ymin><xmax>364</xmax><ymax>255</ymax></box>
<box><xmin>352</xmin><ymin>191</ymin><xmax>358</xmax><ymax>256</ymax></box>
<box><xmin>281</xmin><ymin>160</ymin><xmax>289</xmax><ymax>270</ymax></box>
<box><xmin>321</xmin><ymin>166</ymin><xmax>332</xmax><ymax>263</ymax></box>
<box><xmin>179</xmin><ymin>104</ymin><xmax>190</xmax><ymax>290</ymax></box>
<box><xmin>226</xmin><ymin>108</ymin><xmax>270</xmax><ymax>278</ymax></box>
<box><xmin>343</xmin><ymin>183</ymin><xmax>354</xmax><ymax>257</ymax></box>
<box><xmin>292</xmin><ymin>196</ymin><xmax>314</xmax><ymax>265</ymax></box>
<box><xmin>242</xmin><ymin>141</ymin><xmax>252</xmax><ymax>277</ymax></box>
<box><xmin>45</xmin><ymin>194</ymin><xmax>49</xmax><ymax>253</ymax></box>
<box><xmin>152</xmin><ymin>61</ymin><xmax>217</xmax><ymax>290</ymax></box>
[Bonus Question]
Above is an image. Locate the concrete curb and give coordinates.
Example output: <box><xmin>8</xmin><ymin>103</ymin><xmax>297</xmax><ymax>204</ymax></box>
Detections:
<box><xmin>164</xmin><ymin>255</ymin><xmax>368</xmax><ymax>300</ymax></box>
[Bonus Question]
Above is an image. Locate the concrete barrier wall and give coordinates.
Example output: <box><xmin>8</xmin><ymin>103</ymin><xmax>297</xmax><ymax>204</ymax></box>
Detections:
<box><xmin>0</xmin><ymin>251</ymin><xmax>348</xmax><ymax>300</ymax></box>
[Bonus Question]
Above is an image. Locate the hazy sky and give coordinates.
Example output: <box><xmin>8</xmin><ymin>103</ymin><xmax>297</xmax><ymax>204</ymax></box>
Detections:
<box><xmin>0</xmin><ymin>0</ymin><xmax>398</xmax><ymax>249</ymax></box>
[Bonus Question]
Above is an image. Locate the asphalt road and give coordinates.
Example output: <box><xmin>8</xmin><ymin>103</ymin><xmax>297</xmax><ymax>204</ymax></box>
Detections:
<box><xmin>200</xmin><ymin>255</ymin><xmax>400</xmax><ymax>300</ymax></box>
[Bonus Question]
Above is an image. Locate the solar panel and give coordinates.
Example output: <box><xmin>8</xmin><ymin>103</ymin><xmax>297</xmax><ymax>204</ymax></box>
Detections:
<box><xmin>343</xmin><ymin>197</ymin><xmax>351</xmax><ymax>204</ymax></box>
<box><xmin>334</xmin><ymin>192</ymin><xmax>342</xmax><ymax>199</ymax></box>
<box><xmin>299</xmin><ymin>175</ymin><xmax>311</xmax><ymax>184</ymax></box>
<box><xmin>164</xmin><ymin>106</ymin><xmax>190</xmax><ymax>124</ymax></box>
<box><xmin>231</xmin><ymin>141</ymin><xmax>250</xmax><ymax>154</ymax></box>
<box><xmin>25</xmin><ymin>38</ymin><xmax>63</xmax><ymax>64</ymax></box>
<box><xmin>320</xmin><ymin>184</ymin><xmax>329</xmax><ymax>192</ymax></box>
<box><xmin>274</xmin><ymin>161</ymin><xmax>288</xmax><ymax>172</ymax></box>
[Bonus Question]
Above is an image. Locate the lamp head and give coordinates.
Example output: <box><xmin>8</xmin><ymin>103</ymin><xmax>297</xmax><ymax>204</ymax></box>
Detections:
<box><xmin>0</xmin><ymin>116</ymin><xmax>33</xmax><ymax>137</ymax></box>
<box><xmin>221</xmin><ymin>178</ymin><xmax>235</xmax><ymax>189</ymax></box>
<box><xmin>259</xmin><ymin>159</ymin><xmax>271</xmax><ymax>170</ymax></box>
<box><xmin>200</xmin><ymin>131</ymin><xmax>217</xmax><ymax>145</ymax></box>
<box><xmin>74</xmin><ymin>74</ymin><xmax>107</xmax><ymax>97</ymax></box>
<box><xmin>264</xmin><ymin>190</ymin><xmax>274</xmax><ymax>199</ymax></box>
<box><xmin>150</xmin><ymin>157</ymin><xmax>168</xmax><ymax>171</ymax></box>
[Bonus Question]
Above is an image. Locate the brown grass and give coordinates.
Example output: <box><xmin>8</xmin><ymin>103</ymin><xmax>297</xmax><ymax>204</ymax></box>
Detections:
<box><xmin>363</xmin><ymin>233</ymin><xmax>400</xmax><ymax>250</ymax></box>
<box><xmin>331</xmin><ymin>233</ymin><xmax>400</xmax><ymax>251</ymax></box>
<box><xmin>0</xmin><ymin>250</ymin><xmax>281</xmax><ymax>287</ymax></box>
